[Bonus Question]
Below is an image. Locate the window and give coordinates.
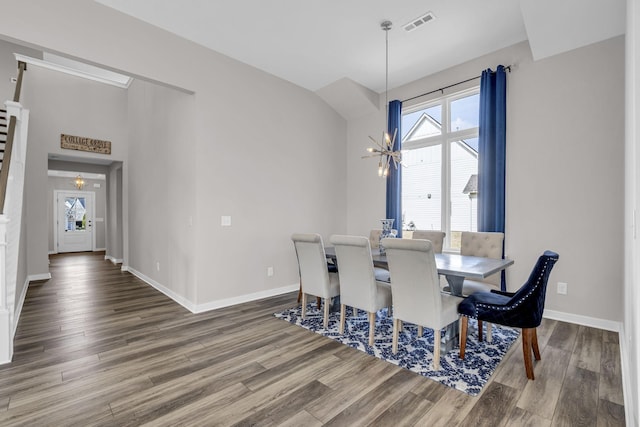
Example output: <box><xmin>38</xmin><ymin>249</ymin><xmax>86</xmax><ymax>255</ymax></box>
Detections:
<box><xmin>401</xmin><ymin>89</ymin><xmax>479</xmax><ymax>251</ymax></box>
<box><xmin>65</xmin><ymin>197</ymin><xmax>87</xmax><ymax>231</ymax></box>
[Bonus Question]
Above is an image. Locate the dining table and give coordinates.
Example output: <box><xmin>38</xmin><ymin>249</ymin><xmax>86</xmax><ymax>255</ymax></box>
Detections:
<box><xmin>324</xmin><ymin>246</ymin><xmax>514</xmax><ymax>297</ymax></box>
<box><xmin>324</xmin><ymin>244</ymin><xmax>514</xmax><ymax>351</ymax></box>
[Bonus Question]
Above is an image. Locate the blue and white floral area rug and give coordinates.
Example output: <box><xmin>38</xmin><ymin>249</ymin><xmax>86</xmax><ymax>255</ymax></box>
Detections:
<box><xmin>274</xmin><ymin>304</ymin><xmax>519</xmax><ymax>396</ymax></box>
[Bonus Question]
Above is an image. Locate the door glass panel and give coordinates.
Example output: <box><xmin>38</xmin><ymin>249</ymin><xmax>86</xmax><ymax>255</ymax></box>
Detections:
<box><xmin>65</xmin><ymin>197</ymin><xmax>87</xmax><ymax>231</ymax></box>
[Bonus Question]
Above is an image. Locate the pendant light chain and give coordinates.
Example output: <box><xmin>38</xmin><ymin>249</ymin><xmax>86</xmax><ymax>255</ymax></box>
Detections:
<box><xmin>383</xmin><ymin>20</ymin><xmax>392</xmax><ymax>146</ymax></box>
<box><xmin>363</xmin><ymin>20</ymin><xmax>401</xmax><ymax>177</ymax></box>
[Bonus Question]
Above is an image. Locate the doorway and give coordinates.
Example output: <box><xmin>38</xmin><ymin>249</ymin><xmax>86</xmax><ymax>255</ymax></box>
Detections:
<box><xmin>54</xmin><ymin>190</ymin><xmax>95</xmax><ymax>253</ymax></box>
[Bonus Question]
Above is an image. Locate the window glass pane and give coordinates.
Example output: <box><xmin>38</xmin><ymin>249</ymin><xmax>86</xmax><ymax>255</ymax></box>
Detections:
<box><xmin>450</xmin><ymin>138</ymin><xmax>478</xmax><ymax>250</ymax></box>
<box><xmin>450</xmin><ymin>93</ymin><xmax>479</xmax><ymax>132</ymax></box>
<box><xmin>401</xmin><ymin>144</ymin><xmax>441</xmax><ymax>231</ymax></box>
<box><xmin>65</xmin><ymin>197</ymin><xmax>87</xmax><ymax>231</ymax></box>
<box><xmin>402</xmin><ymin>104</ymin><xmax>442</xmax><ymax>141</ymax></box>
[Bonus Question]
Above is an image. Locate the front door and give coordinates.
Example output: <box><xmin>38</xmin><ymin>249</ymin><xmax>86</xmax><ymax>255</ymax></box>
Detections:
<box><xmin>56</xmin><ymin>191</ymin><xmax>94</xmax><ymax>253</ymax></box>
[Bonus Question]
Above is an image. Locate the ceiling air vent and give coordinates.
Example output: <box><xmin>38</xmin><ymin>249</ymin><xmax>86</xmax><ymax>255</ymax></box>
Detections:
<box><xmin>403</xmin><ymin>11</ymin><xmax>435</xmax><ymax>32</ymax></box>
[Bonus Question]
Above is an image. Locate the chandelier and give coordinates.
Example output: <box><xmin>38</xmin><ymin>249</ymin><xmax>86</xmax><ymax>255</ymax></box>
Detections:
<box><xmin>363</xmin><ymin>20</ymin><xmax>401</xmax><ymax>177</ymax></box>
<box><xmin>74</xmin><ymin>175</ymin><xmax>85</xmax><ymax>190</ymax></box>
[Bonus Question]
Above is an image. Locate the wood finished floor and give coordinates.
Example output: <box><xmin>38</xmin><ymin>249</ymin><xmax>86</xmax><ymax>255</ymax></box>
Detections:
<box><xmin>0</xmin><ymin>251</ymin><xmax>625</xmax><ymax>426</ymax></box>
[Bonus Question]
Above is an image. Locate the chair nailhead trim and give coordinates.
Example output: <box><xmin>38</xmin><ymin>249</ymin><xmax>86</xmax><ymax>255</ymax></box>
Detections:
<box><xmin>473</xmin><ymin>259</ymin><xmax>554</xmax><ymax>318</ymax></box>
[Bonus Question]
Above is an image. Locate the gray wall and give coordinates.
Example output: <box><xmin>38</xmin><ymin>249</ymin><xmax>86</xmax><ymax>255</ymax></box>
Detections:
<box><xmin>0</xmin><ymin>1</ymin><xmax>347</xmax><ymax>309</ymax></box>
<box><xmin>126</xmin><ymin>79</ymin><xmax>197</xmax><ymax>302</ymax></box>
<box><xmin>347</xmin><ymin>37</ymin><xmax>624</xmax><ymax>324</ymax></box>
<box><xmin>21</xmin><ymin>64</ymin><xmax>127</xmax><ymax>277</ymax></box>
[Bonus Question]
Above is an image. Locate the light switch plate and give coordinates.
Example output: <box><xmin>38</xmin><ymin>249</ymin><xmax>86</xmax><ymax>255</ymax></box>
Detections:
<box><xmin>221</xmin><ymin>216</ymin><xmax>231</xmax><ymax>226</ymax></box>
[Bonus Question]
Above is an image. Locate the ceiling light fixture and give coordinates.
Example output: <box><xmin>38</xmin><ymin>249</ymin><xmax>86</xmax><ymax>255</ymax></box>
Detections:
<box><xmin>74</xmin><ymin>175</ymin><xmax>85</xmax><ymax>190</ymax></box>
<box><xmin>363</xmin><ymin>20</ymin><xmax>401</xmax><ymax>177</ymax></box>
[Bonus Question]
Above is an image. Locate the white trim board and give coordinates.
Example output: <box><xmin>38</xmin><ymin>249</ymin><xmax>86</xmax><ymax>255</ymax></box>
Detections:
<box><xmin>122</xmin><ymin>269</ymin><xmax>621</xmax><ymax>331</ymax></box>
<box><xmin>543</xmin><ymin>309</ymin><xmax>622</xmax><ymax>332</ymax></box>
<box><xmin>13</xmin><ymin>277</ymin><xmax>30</xmax><ymax>335</ymax></box>
<box><xmin>193</xmin><ymin>284</ymin><xmax>299</xmax><ymax>314</ymax></box>
<box><xmin>105</xmin><ymin>255</ymin><xmax>123</xmax><ymax>265</ymax></box>
<box><xmin>28</xmin><ymin>273</ymin><xmax>52</xmax><ymax>282</ymax></box>
<box><xmin>618</xmin><ymin>325</ymin><xmax>634</xmax><ymax>427</ymax></box>
<box><xmin>123</xmin><ymin>266</ymin><xmax>196</xmax><ymax>312</ymax></box>
<box><xmin>121</xmin><ymin>265</ymin><xmax>298</xmax><ymax>314</ymax></box>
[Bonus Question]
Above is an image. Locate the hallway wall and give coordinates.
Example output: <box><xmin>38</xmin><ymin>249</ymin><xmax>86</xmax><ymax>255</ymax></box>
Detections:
<box><xmin>21</xmin><ymin>64</ymin><xmax>127</xmax><ymax>277</ymax></box>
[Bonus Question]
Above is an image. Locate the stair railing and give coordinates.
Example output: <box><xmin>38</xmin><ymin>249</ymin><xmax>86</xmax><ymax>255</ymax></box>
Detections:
<box><xmin>0</xmin><ymin>61</ymin><xmax>26</xmax><ymax>214</ymax></box>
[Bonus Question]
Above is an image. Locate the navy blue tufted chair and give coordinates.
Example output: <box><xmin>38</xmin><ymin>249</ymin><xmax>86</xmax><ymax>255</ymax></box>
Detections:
<box><xmin>457</xmin><ymin>250</ymin><xmax>559</xmax><ymax>380</ymax></box>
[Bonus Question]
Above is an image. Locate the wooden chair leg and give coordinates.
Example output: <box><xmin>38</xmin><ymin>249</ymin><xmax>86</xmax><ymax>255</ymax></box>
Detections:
<box><xmin>531</xmin><ymin>328</ymin><xmax>541</xmax><ymax>360</ymax></box>
<box><xmin>323</xmin><ymin>298</ymin><xmax>330</xmax><ymax>329</ymax></box>
<box><xmin>339</xmin><ymin>304</ymin><xmax>346</xmax><ymax>334</ymax></box>
<box><xmin>433</xmin><ymin>328</ymin><xmax>441</xmax><ymax>370</ymax></box>
<box><xmin>459</xmin><ymin>316</ymin><xmax>468</xmax><ymax>359</ymax></box>
<box><xmin>301</xmin><ymin>293</ymin><xmax>307</xmax><ymax>319</ymax></box>
<box><xmin>317</xmin><ymin>296</ymin><xmax>321</xmax><ymax>309</ymax></box>
<box><xmin>392</xmin><ymin>318</ymin><xmax>400</xmax><ymax>354</ymax></box>
<box><xmin>354</xmin><ymin>307</ymin><xmax>358</xmax><ymax>317</ymax></box>
<box><xmin>486</xmin><ymin>323</ymin><xmax>493</xmax><ymax>343</ymax></box>
<box><xmin>478</xmin><ymin>319</ymin><xmax>483</xmax><ymax>342</ymax></box>
<box><xmin>418</xmin><ymin>325</ymin><xmax>424</xmax><ymax>338</ymax></box>
<box><xmin>522</xmin><ymin>328</ymin><xmax>535</xmax><ymax>380</ymax></box>
<box><xmin>368</xmin><ymin>312</ymin><xmax>376</xmax><ymax>346</ymax></box>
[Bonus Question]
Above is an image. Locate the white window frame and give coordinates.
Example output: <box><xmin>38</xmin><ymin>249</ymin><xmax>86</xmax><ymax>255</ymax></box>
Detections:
<box><xmin>402</xmin><ymin>87</ymin><xmax>480</xmax><ymax>251</ymax></box>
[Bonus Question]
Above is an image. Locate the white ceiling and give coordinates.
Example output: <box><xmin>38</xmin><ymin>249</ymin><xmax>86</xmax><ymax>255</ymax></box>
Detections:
<box><xmin>94</xmin><ymin>0</ymin><xmax>625</xmax><ymax>94</ymax></box>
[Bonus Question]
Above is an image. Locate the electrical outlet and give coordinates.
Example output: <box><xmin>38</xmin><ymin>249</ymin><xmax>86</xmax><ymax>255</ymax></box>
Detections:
<box><xmin>557</xmin><ymin>282</ymin><xmax>567</xmax><ymax>295</ymax></box>
<box><xmin>267</xmin><ymin>267</ymin><xmax>274</xmax><ymax>277</ymax></box>
<box><xmin>156</xmin><ymin>262</ymin><xmax>160</xmax><ymax>272</ymax></box>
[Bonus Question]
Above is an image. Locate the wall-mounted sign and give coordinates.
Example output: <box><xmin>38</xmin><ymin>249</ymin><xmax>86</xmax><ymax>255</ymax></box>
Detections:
<box><xmin>60</xmin><ymin>134</ymin><xmax>111</xmax><ymax>155</ymax></box>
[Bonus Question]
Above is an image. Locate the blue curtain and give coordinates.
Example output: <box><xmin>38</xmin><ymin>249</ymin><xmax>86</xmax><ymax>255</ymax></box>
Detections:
<box><xmin>478</xmin><ymin>65</ymin><xmax>506</xmax><ymax>289</ymax></box>
<box><xmin>386</xmin><ymin>100</ymin><xmax>402</xmax><ymax>237</ymax></box>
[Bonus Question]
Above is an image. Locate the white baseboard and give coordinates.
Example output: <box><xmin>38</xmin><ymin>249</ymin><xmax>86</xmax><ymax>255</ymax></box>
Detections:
<box><xmin>193</xmin><ymin>284</ymin><xmax>299</xmax><ymax>314</ymax></box>
<box><xmin>104</xmin><ymin>255</ymin><xmax>123</xmax><ymax>265</ymax></box>
<box><xmin>94</xmin><ymin>248</ymin><xmax>106</xmax><ymax>252</ymax></box>
<box><xmin>121</xmin><ymin>266</ymin><xmax>297</xmax><ymax>315</ymax></box>
<box><xmin>28</xmin><ymin>273</ymin><xmax>52</xmax><ymax>282</ymax></box>
<box><xmin>617</xmin><ymin>324</ymin><xmax>635</xmax><ymax>427</ymax></box>
<box><xmin>543</xmin><ymin>309</ymin><xmax>622</xmax><ymax>332</ymax></box>
<box><xmin>13</xmin><ymin>277</ymin><xmax>30</xmax><ymax>335</ymax></box>
<box><xmin>125</xmin><ymin>267</ymin><xmax>196</xmax><ymax>312</ymax></box>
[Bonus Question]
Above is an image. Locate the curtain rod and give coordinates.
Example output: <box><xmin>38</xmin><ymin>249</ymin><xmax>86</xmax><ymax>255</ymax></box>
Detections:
<box><xmin>402</xmin><ymin>65</ymin><xmax>511</xmax><ymax>104</ymax></box>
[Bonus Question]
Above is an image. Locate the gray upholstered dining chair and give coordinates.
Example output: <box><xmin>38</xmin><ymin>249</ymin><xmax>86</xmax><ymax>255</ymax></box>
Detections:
<box><xmin>330</xmin><ymin>235</ymin><xmax>392</xmax><ymax>346</ymax></box>
<box><xmin>369</xmin><ymin>229</ymin><xmax>382</xmax><ymax>249</ymax></box>
<box><xmin>456</xmin><ymin>231</ymin><xmax>505</xmax><ymax>341</ymax></box>
<box><xmin>369</xmin><ymin>228</ymin><xmax>391</xmax><ymax>270</ymax></box>
<box><xmin>291</xmin><ymin>233</ymin><xmax>340</xmax><ymax>329</ymax></box>
<box><xmin>459</xmin><ymin>231</ymin><xmax>505</xmax><ymax>294</ymax></box>
<box><xmin>382</xmin><ymin>238</ymin><xmax>461</xmax><ymax>370</ymax></box>
<box><xmin>411</xmin><ymin>230</ymin><xmax>445</xmax><ymax>253</ymax></box>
